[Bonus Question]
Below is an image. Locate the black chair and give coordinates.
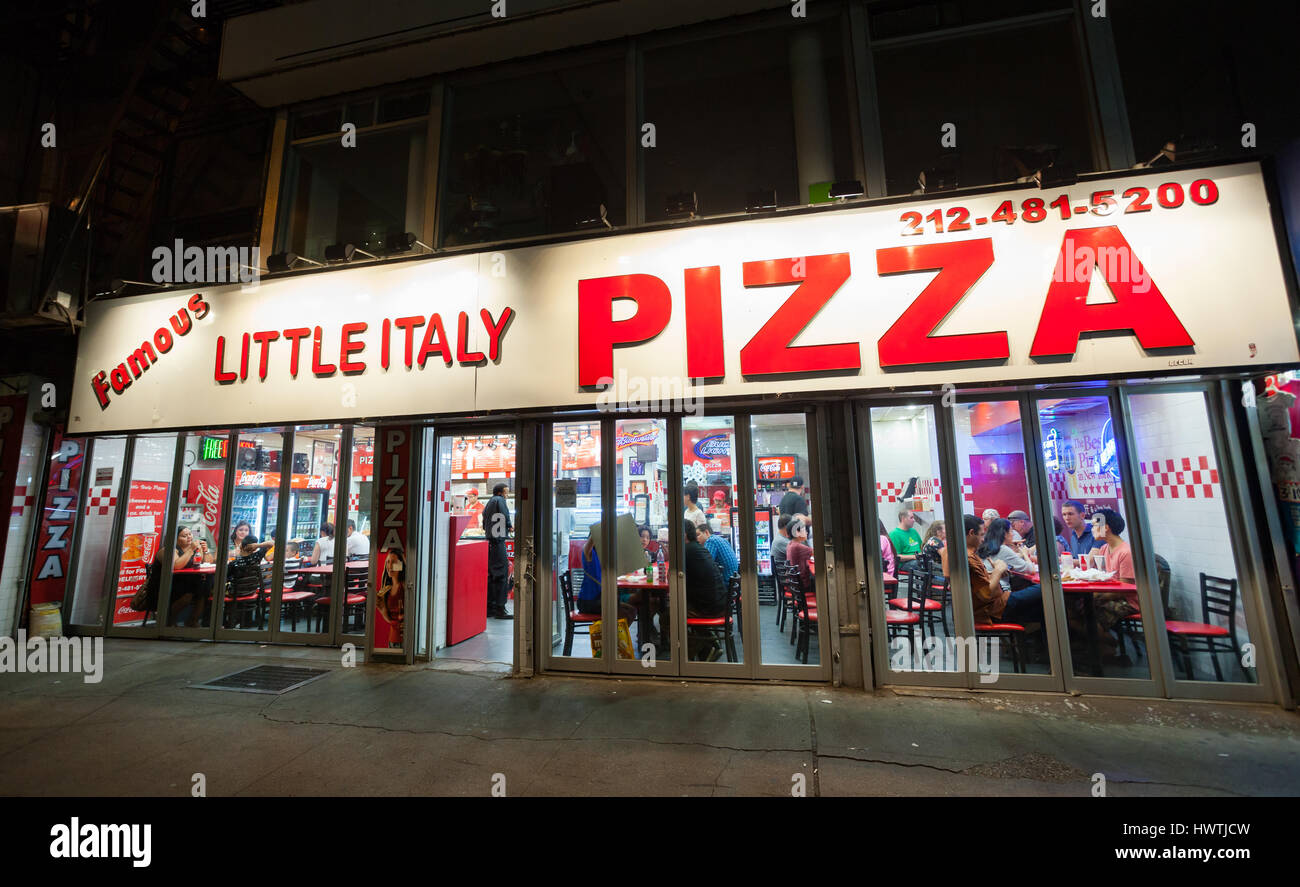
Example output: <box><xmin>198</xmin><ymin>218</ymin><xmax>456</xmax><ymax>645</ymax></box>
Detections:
<box><xmin>224</xmin><ymin>558</ymin><xmax>263</xmax><ymax>628</ymax></box>
<box><xmin>785</xmin><ymin>571</ymin><xmax>817</xmax><ymax>664</ymax></box>
<box><xmin>888</xmin><ymin>563</ymin><xmax>944</xmax><ymax>641</ymax></box>
<box><xmin>1165</xmin><ymin>573</ymin><xmax>1248</xmax><ymax>681</ymax></box>
<box><xmin>559</xmin><ymin>571</ymin><xmax>598</xmax><ymax>656</ymax></box>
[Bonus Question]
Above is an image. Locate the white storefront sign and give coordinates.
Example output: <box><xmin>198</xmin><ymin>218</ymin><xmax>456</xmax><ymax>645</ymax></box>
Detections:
<box><xmin>69</xmin><ymin>162</ymin><xmax>1298</xmax><ymax>434</ymax></box>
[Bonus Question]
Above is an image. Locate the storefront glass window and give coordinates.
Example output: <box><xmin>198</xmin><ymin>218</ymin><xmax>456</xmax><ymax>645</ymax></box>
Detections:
<box><xmin>952</xmin><ymin>401</ymin><xmax>1053</xmax><ymax>675</ymax></box>
<box><xmin>1127</xmin><ymin>391</ymin><xmax>1256</xmax><ymax>684</ymax></box>
<box><xmin>616</xmin><ymin>418</ymin><xmax>671</xmax><ymax>664</ymax></box>
<box><xmin>439</xmin><ymin>56</ymin><xmax>625</xmax><ymax>246</ymax></box>
<box><xmin>343</xmin><ymin>426</ymin><xmax>375</xmax><ymax>637</ymax></box>
<box><xmin>115</xmin><ymin>434</ymin><xmax>178</xmax><ymax>628</ymax></box>
<box><xmin>643</xmin><ymin>17</ymin><xmax>853</xmax><ymax>220</ymax></box>
<box><xmin>752</xmin><ymin>414</ymin><xmax>817</xmax><ymax>667</ymax></box>
<box><xmin>167</xmin><ymin>432</ymin><xmax>227</xmax><ymax>629</ymax></box>
<box><xmin>551</xmin><ymin>421</ymin><xmax>602</xmax><ymax>660</ymax></box>
<box><xmin>68</xmin><ymin>437</ymin><xmax>126</xmax><ymax>628</ymax></box>
<box><xmin>1035</xmin><ymin>396</ymin><xmax>1147</xmax><ymax>680</ymax></box>
<box><xmin>280</xmin><ymin>426</ymin><xmax>342</xmax><ymax>635</ymax></box>
<box><xmin>227</xmin><ymin>428</ymin><xmax>283</xmax><ymax>630</ymax></box>
<box><xmin>279</xmin><ymin>122</ymin><xmax>428</xmax><ymax>262</ymax></box>
<box><xmin>869</xmin><ymin>404</ymin><xmax>953</xmax><ymax>673</ymax></box>
<box><xmin>873</xmin><ymin>18</ymin><xmax>1095</xmax><ymax>195</ymax></box>
<box><xmin>682</xmin><ymin>416</ymin><xmax>743</xmax><ymax>663</ymax></box>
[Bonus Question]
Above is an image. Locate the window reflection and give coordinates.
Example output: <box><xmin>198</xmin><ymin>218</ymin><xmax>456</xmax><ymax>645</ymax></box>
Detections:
<box><xmin>440</xmin><ymin>58</ymin><xmax>625</xmax><ymax>245</ymax></box>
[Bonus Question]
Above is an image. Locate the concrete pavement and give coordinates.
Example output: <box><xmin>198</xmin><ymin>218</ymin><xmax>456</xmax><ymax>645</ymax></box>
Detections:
<box><xmin>1</xmin><ymin>639</ymin><xmax>1297</xmax><ymax>796</ymax></box>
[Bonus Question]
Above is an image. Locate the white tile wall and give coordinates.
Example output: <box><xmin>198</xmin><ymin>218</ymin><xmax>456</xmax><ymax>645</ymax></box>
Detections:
<box><xmin>1128</xmin><ymin>392</ymin><xmax>1242</xmax><ymax>631</ymax></box>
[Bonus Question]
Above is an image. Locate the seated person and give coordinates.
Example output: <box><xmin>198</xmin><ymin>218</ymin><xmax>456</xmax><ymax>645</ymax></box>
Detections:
<box><xmin>979</xmin><ymin>518</ymin><xmax>1035</xmax><ymax>588</ymax></box>
<box><xmin>169</xmin><ymin>526</ymin><xmax>214</xmax><ymax>627</ymax></box>
<box><xmin>786</xmin><ymin>518</ymin><xmax>814</xmax><ymax>594</ymax></box>
<box><xmin>1090</xmin><ymin>508</ymin><xmax>1138</xmax><ymax>635</ymax></box>
<box><xmin>577</xmin><ymin>535</ymin><xmax>638</xmax><ymax>625</ymax></box>
<box><xmin>771</xmin><ymin>514</ymin><xmax>793</xmax><ymax>576</ymax></box>
<box><xmin>229</xmin><ymin>520</ymin><xmax>272</xmax><ymax>561</ymax></box>
<box><xmin>889</xmin><ymin>509</ymin><xmax>922</xmax><ymax>573</ymax></box>
<box><xmin>695</xmin><ymin>519</ymin><xmax>738</xmax><ymax>581</ymax></box>
<box><xmin>878</xmin><ymin>519</ymin><xmax>897</xmax><ymax>577</ymax></box>
<box><xmin>310</xmin><ymin>522</ymin><xmax>335</xmax><ymax>566</ymax></box>
<box><xmin>345</xmin><ymin>520</ymin><xmax>370</xmax><ymax>559</ymax></box>
<box><xmin>683</xmin><ymin>523</ymin><xmax>728</xmax><ymax>660</ymax></box>
<box><xmin>961</xmin><ymin>514</ymin><xmax>1043</xmax><ymax>628</ymax></box>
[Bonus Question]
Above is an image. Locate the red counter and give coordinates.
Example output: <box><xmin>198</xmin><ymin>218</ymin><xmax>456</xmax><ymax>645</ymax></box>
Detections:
<box><xmin>446</xmin><ymin>516</ymin><xmax>488</xmax><ymax>645</ymax></box>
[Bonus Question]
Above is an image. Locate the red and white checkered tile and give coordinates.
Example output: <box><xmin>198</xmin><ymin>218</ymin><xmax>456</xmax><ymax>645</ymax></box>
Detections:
<box><xmin>1141</xmin><ymin>456</ymin><xmax>1218</xmax><ymax>500</ymax></box>
<box><xmin>84</xmin><ymin>488</ymin><xmax>118</xmax><ymax>516</ymax></box>
<box><xmin>11</xmin><ymin>485</ymin><xmax>34</xmax><ymax>519</ymax></box>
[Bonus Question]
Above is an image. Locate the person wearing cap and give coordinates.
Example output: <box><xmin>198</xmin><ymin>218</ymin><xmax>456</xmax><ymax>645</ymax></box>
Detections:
<box><xmin>786</xmin><ymin>517</ymin><xmax>814</xmax><ymax>593</ymax></box>
<box><xmin>778</xmin><ymin>476</ymin><xmax>809</xmax><ymax>517</ymax></box>
<box><xmin>1007</xmin><ymin>509</ymin><xmax>1034</xmax><ymax>547</ymax></box>
<box><xmin>463</xmin><ymin>487</ymin><xmax>485</xmax><ymax>528</ymax></box>
<box><xmin>696</xmin><ymin>518</ymin><xmax>738</xmax><ymax>581</ymax></box>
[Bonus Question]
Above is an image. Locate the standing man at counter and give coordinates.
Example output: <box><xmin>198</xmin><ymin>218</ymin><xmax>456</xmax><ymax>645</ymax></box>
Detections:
<box><xmin>483</xmin><ymin>483</ymin><xmax>513</xmax><ymax>619</ymax></box>
<box><xmin>778</xmin><ymin>476</ymin><xmax>809</xmax><ymax>517</ymax></box>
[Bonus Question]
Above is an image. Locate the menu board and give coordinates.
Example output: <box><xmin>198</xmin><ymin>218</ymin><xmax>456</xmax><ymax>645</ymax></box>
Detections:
<box><xmin>114</xmin><ymin>480</ymin><xmax>170</xmax><ymax>624</ymax></box>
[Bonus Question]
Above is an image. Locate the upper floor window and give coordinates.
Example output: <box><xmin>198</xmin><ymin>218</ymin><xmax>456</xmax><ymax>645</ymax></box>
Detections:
<box><xmin>642</xmin><ymin>16</ymin><xmax>855</xmax><ymax>220</ymax></box>
<box><xmin>277</xmin><ymin>91</ymin><xmax>431</xmax><ymax>261</ymax></box>
<box><xmin>438</xmin><ymin>54</ymin><xmax>626</xmax><ymax>247</ymax></box>
<box><xmin>873</xmin><ymin>10</ymin><xmax>1096</xmax><ymax>194</ymax></box>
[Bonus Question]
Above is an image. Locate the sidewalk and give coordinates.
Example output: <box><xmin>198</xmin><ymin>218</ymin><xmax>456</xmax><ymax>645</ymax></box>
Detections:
<box><xmin>1</xmin><ymin>639</ymin><xmax>1297</xmax><ymax>796</ymax></box>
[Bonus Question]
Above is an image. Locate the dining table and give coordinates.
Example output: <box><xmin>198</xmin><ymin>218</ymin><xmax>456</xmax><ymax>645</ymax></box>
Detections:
<box><xmin>1015</xmin><ymin>571</ymin><xmax>1138</xmax><ymax>676</ymax></box>
<box><xmin>617</xmin><ymin>571</ymin><xmax>670</xmax><ymax>646</ymax></box>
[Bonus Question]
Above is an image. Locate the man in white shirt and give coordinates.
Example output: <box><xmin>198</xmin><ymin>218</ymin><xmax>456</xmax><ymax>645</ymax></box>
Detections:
<box><xmin>345</xmin><ymin>519</ymin><xmax>370</xmax><ymax>559</ymax></box>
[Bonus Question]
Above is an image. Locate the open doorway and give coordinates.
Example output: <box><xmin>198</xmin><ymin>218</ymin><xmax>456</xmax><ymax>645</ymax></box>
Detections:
<box><xmin>429</xmin><ymin>430</ymin><xmax>517</xmax><ymax>666</ymax></box>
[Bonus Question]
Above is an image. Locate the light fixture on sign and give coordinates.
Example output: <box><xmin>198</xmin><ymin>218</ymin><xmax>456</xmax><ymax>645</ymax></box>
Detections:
<box><xmin>665</xmin><ymin>192</ymin><xmax>698</xmax><ymax>219</ymax></box>
<box><xmin>745</xmin><ymin>189</ymin><xmax>777</xmax><ymax>213</ymax></box>
<box><xmin>384</xmin><ymin>232</ymin><xmax>432</xmax><ymax>255</ymax></box>
<box><xmin>324</xmin><ymin>243</ymin><xmax>378</xmax><ymax>264</ymax></box>
<box><xmin>266</xmin><ymin>252</ymin><xmax>324</xmax><ymax>273</ymax></box>
<box><xmin>828</xmin><ymin>180</ymin><xmax>865</xmax><ymax>200</ymax></box>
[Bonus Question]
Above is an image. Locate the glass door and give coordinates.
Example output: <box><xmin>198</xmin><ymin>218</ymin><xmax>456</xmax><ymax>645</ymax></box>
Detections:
<box><xmin>1029</xmin><ymin>391</ymin><xmax>1161</xmax><ymax>696</ymax></box>
<box><xmin>858</xmin><ymin>400</ymin><xmax>968</xmax><ymax>687</ymax></box>
<box><xmin>1121</xmin><ymin>385</ymin><xmax>1272</xmax><ymax>701</ymax></box>
<box><xmin>950</xmin><ymin>396</ymin><xmax>1064</xmax><ymax>690</ymax></box>
<box><xmin>545</xmin><ymin>419</ymin><xmax>606</xmax><ymax>670</ymax></box>
<box><xmin>107</xmin><ymin>433</ymin><xmax>180</xmax><ymax>638</ymax></box>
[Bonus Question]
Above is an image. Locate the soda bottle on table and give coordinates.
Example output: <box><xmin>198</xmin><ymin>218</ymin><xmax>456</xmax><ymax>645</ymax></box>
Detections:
<box><xmin>656</xmin><ymin>545</ymin><xmax>665</xmax><ymax>583</ymax></box>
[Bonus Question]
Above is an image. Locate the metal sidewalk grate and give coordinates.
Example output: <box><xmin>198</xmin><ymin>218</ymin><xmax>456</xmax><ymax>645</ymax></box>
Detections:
<box><xmin>192</xmin><ymin>665</ymin><xmax>330</xmax><ymax>695</ymax></box>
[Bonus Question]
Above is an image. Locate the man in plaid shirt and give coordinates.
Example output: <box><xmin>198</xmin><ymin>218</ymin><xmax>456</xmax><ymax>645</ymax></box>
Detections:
<box><xmin>696</xmin><ymin>520</ymin><xmax>738</xmax><ymax>581</ymax></box>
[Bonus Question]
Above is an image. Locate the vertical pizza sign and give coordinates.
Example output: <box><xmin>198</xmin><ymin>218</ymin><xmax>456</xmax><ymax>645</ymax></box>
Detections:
<box><xmin>370</xmin><ymin>424</ymin><xmax>413</xmax><ymax>656</ymax></box>
<box><xmin>27</xmin><ymin>429</ymin><xmax>84</xmax><ymax>608</ymax></box>
<box><xmin>113</xmin><ymin>480</ymin><xmax>170</xmax><ymax>623</ymax></box>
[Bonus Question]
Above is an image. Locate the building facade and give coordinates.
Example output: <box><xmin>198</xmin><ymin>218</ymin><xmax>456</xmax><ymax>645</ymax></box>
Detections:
<box><xmin>6</xmin><ymin>0</ymin><xmax>1300</xmax><ymax>707</ymax></box>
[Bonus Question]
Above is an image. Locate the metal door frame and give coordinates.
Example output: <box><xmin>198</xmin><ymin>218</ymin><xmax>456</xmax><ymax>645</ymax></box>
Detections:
<box><xmin>425</xmin><ymin>423</ymin><xmax>521</xmax><ymax>664</ymax></box>
<box><xmin>854</xmin><ymin>396</ymin><xmax>969</xmax><ymax>688</ymax></box>
<box><xmin>1026</xmin><ymin>386</ymin><xmax>1165</xmax><ymax>697</ymax></box>
<box><xmin>1117</xmin><ymin>381</ymin><xmax>1276</xmax><ymax>703</ymax></box>
<box><xmin>949</xmin><ymin>391</ymin><xmax>1068</xmax><ymax>692</ymax></box>
<box><xmin>106</xmin><ymin>433</ymin><xmax>183</xmax><ymax>640</ymax></box>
